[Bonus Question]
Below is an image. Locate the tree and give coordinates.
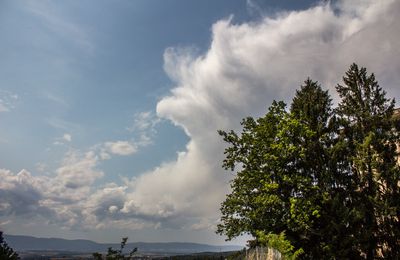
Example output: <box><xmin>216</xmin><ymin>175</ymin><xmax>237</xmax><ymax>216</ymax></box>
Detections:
<box><xmin>217</xmin><ymin>64</ymin><xmax>400</xmax><ymax>259</ymax></box>
<box><xmin>291</xmin><ymin>78</ymin><xmax>332</xmax><ymax>136</ymax></box>
<box><xmin>290</xmin><ymin>79</ymin><xmax>354</xmax><ymax>258</ymax></box>
<box><xmin>336</xmin><ymin>63</ymin><xmax>400</xmax><ymax>258</ymax></box>
<box><xmin>0</xmin><ymin>231</ymin><xmax>20</xmax><ymax>260</ymax></box>
<box><xmin>217</xmin><ymin>99</ymin><xmax>323</xmax><ymax>258</ymax></box>
<box><xmin>256</xmin><ymin>231</ymin><xmax>304</xmax><ymax>260</ymax></box>
<box><xmin>93</xmin><ymin>237</ymin><xmax>137</xmax><ymax>260</ymax></box>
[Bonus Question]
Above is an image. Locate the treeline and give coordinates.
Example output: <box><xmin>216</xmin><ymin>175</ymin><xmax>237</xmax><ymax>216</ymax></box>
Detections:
<box><xmin>217</xmin><ymin>64</ymin><xmax>400</xmax><ymax>259</ymax></box>
<box><xmin>0</xmin><ymin>231</ymin><xmax>19</xmax><ymax>260</ymax></box>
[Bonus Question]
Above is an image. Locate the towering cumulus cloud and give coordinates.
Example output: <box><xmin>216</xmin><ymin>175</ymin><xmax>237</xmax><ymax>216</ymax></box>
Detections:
<box><xmin>147</xmin><ymin>0</ymin><xmax>400</xmax><ymax>230</ymax></box>
<box><xmin>1</xmin><ymin>0</ymin><xmax>399</xmax><ymax>241</ymax></box>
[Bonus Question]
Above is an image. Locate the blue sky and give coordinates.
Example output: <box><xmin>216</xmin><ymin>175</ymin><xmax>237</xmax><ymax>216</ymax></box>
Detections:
<box><xmin>1</xmin><ymin>0</ymin><xmax>399</xmax><ymax>245</ymax></box>
<box><xmin>0</xmin><ymin>0</ymin><xmax>315</xmax><ymax>179</ymax></box>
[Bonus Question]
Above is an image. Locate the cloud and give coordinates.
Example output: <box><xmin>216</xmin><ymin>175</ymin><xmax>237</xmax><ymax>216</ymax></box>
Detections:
<box><xmin>2</xmin><ymin>0</ymin><xmax>400</xmax><ymax>238</ymax></box>
<box><xmin>55</xmin><ymin>150</ymin><xmax>103</xmax><ymax>189</ymax></box>
<box><xmin>188</xmin><ymin>218</ymin><xmax>218</xmax><ymax>231</ymax></box>
<box><xmin>81</xmin><ymin>184</ymin><xmax>126</xmax><ymax>221</ymax></box>
<box><xmin>98</xmin><ymin>111</ymin><xmax>161</xmax><ymax>159</ymax></box>
<box><xmin>0</xmin><ymin>150</ymin><xmax>106</xmax><ymax>229</ymax></box>
<box><xmin>0</xmin><ymin>169</ymin><xmax>53</xmax><ymax>218</ymax></box>
<box><xmin>129</xmin><ymin>111</ymin><xmax>161</xmax><ymax>133</ymax></box>
<box><xmin>128</xmin><ymin>111</ymin><xmax>162</xmax><ymax>147</ymax></box>
<box><xmin>63</xmin><ymin>133</ymin><xmax>72</xmax><ymax>142</ymax></box>
<box><xmin>0</xmin><ymin>91</ymin><xmax>18</xmax><ymax>113</ymax></box>
<box><xmin>104</xmin><ymin>141</ymin><xmax>137</xmax><ymax>156</ymax></box>
<box><xmin>53</xmin><ymin>133</ymin><xmax>72</xmax><ymax>146</ymax></box>
<box><xmin>153</xmin><ymin>0</ymin><xmax>400</xmax><ymax>231</ymax></box>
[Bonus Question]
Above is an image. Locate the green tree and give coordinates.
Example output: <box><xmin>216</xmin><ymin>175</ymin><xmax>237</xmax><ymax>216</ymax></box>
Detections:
<box><xmin>0</xmin><ymin>231</ymin><xmax>19</xmax><ymax>260</ymax></box>
<box><xmin>290</xmin><ymin>79</ymin><xmax>362</xmax><ymax>258</ymax></box>
<box><xmin>336</xmin><ymin>63</ymin><xmax>400</xmax><ymax>259</ymax></box>
<box><xmin>217</xmin><ymin>100</ymin><xmax>321</xmax><ymax>258</ymax></box>
<box><xmin>217</xmin><ymin>64</ymin><xmax>400</xmax><ymax>259</ymax></box>
<box><xmin>257</xmin><ymin>231</ymin><xmax>304</xmax><ymax>260</ymax></box>
<box><xmin>291</xmin><ymin>78</ymin><xmax>332</xmax><ymax>136</ymax></box>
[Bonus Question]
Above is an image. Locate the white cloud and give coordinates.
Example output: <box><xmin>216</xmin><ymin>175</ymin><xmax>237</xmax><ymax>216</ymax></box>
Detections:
<box><xmin>99</xmin><ymin>112</ymin><xmax>161</xmax><ymax>158</ymax></box>
<box><xmin>100</xmin><ymin>150</ymin><xmax>111</xmax><ymax>160</ymax></box>
<box><xmin>1</xmin><ymin>0</ymin><xmax>400</xmax><ymax>238</ymax></box>
<box><xmin>109</xmin><ymin>205</ymin><xmax>119</xmax><ymax>214</ymax></box>
<box><xmin>151</xmin><ymin>0</ymin><xmax>400</xmax><ymax>231</ymax></box>
<box><xmin>0</xmin><ymin>91</ymin><xmax>18</xmax><ymax>113</ymax></box>
<box><xmin>129</xmin><ymin>111</ymin><xmax>161</xmax><ymax>132</ymax></box>
<box><xmin>0</xmin><ymin>150</ymin><xmax>106</xmax><ymax>229</ymax></box>
<box><xmin>104</xmin><ymin>141</ymin><xmax>137</xmax><ymax>156</ymax></box>
<box><xmin>53</xmin><ymin>133</ymin><xmax>72</xmax><ymax>146</ymax></box>
<box><xmin>55</xmin><ymin>150</ymin><xmax>103</xmax><ymax>189</ymax></box>
<box><xmin>127</xmin><ymin>111</ymin><xmax>161</xmax><ymax>147</ymax></box>
<box><xmin>63</xmin><ymin>133</ymin><xmax>72</xmax><ymax>142</ymax></box>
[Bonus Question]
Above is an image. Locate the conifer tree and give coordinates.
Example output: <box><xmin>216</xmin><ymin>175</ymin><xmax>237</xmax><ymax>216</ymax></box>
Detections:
<box><xmin>336</xmin><ymin>63</ymin><xmax>400</xmax><ymax>258</ymax></box>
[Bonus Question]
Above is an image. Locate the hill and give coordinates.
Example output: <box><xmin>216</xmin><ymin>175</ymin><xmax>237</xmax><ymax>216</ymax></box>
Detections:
<box><xmin>4</xmin><ymin>234</ymin><xmax>242</xmax><ymax>255</ymax></box>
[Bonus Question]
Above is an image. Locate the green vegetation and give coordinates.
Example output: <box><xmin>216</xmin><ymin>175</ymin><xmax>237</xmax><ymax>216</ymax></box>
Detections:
<box><xmin>93</xmin><ymin>237</ymin><xmax>137</xmax><ymax>260</ymax></box>
<box><xmin>217</xmin><ymin>64</ymin><xmax>400</xmax><ymax>259</ymax></box>
<box><xmin>0</xmin><ymin>231</ymin><xmax>19</xmax><ymax>260</ymax></box>
<box><xmin>257</xmin><ymin>231</ymin><xmax>303</xmax><ymax>260</ymax></box>
<box><xmin>164</xmin><ymin>251</ymin><xmax>241</xmax><ymax>260</ymax></box>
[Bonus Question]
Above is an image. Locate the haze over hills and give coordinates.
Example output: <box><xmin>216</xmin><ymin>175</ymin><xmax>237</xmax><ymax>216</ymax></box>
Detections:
<box><xmin>5</xmin><ymin>234</ymin><xmax>242</xmax><ymax>254</ymax></box>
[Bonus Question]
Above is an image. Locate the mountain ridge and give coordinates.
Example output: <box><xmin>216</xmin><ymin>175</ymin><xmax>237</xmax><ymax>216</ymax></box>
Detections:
<box><xmin>4</xmin><ymin>234</ymin><xmax>242</xmax><ymax>254</ymax></box>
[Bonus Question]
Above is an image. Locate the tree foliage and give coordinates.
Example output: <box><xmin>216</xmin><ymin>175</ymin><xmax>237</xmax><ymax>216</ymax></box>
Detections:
<box><xmin>335</xmin><ymin>64</ymin><xmax>400</xmax><ymax>259</ymax></box>
<box><xmin>257</xmin><ymin>231</ymin><xmax>304</xmax><ymax>260</ymax></box>
<box><xmin>0</xmin><ymin>231</ymin><xmax>19</xmax><ymax>260</ymax></box>
<box><xmin>217</xmin><ymin>64</ymin><xmax>400</xmax><ymax>259</ymax></box>
<box><xmin>93</xmin><ymin>237</ymin><xmax>137</xmax><ymax>260</ymax></box>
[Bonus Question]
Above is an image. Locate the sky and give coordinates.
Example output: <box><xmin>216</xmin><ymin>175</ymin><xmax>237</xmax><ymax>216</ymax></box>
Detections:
<box><xmin>0</xmin><ymin>0</ymin><xmax>399</xmax><ymax>245</ymax></box>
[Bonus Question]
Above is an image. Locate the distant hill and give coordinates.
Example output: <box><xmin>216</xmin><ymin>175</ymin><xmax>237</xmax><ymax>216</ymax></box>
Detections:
<box><xmin>4</xmin><ymin>234</ymin><xmax>242</xmax><ymax>254</ymax></box>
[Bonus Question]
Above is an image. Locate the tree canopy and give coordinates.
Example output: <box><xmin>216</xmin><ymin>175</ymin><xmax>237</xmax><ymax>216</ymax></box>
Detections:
<box><xmin>217</xmin><ymin>64</ymin><xmax>400</xmax><ymax>259</ymax></box>
<box><xmin>0</xmin><ymin>231</ymin><xmax>19</xmax><ymax>260</ymax></box>
<box><xmin>93</xmin><ymin>237</ymin><xmax>137</xmax><ymax>260</ymax></box>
